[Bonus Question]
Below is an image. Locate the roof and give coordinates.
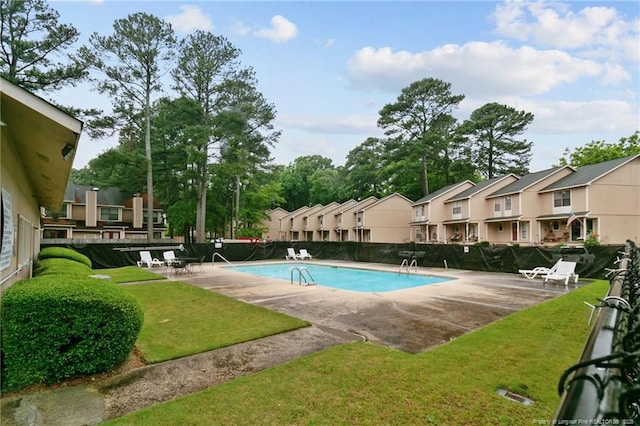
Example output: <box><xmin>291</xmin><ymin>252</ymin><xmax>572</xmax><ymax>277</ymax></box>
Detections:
<box><xmin>412</xmin><ymin>181</ymin><xmax>474</xmax><ymax>205</ymax></box>
<box><xmin>1</xmin><ymin>77</ymin><xmax>83</xmax><ymax>210</ymax></box>
<box><xmin>539</xmin><ymin>154</ymin><xmax>640</xmax><ymax>192</ymax></box>
<box><xmin>445</xmin><ymin>174</ymin><xmax>518</xmax><ymax>202</ymax></box>
<box><xmin>362</xmin><ymin>192</ymin><xmax>413</xmax><ymax>210</ymax></box>
<box><xmin>486</xmin><ymin>166</ymin><xmax>572</xmax><ymax>198</ymax></box>
<box><xmin>64</xmin><ymin>182</ymin><xmax>161</xmax><ymax>208</ymax></box>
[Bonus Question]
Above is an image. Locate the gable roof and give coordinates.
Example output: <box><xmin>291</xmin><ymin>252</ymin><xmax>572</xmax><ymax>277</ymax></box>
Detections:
<box><xmin>362</xmin><ymin>192</ymin><xmax>413</xmax><ymax>210</ymax></box>
<box><xmin>445</xmin><ymin>174</ymin><xmax>518</xmax><ymax>202</ymax></box>
<box><xmin>486</xmin><ymin>166</ymin><xmax>573</xmax><ymax>198</ymax></box>
<box><xmin>539</xmin><ymin>154</ymin><xmax>640</xmax><ymax>192</ymax></box>
<box><xmin>412</xmin><ymin>180</ymin><xmax>474</xmax><ymax>205</ymax></box>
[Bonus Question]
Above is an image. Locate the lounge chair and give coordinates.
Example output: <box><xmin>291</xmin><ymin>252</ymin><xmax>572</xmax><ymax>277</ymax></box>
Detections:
<box><xmin>519</xmin><ymin>259</ymin><xmax>562</xmax><ymax>279</ymax></box>
<box><xmin>299</xmin><ymin>249</ymin><xmax>313</xmax><ymax>260</ymax></box>
<box><xmin>137</xmin><ymin>250</ymin><xmax>164</xmax><ymax>268</ymax></box>
<box><xmin>285</xmin><ymin>248</ymin><xmax>300</xmax><ymax>260</ymax></box>
<box><xmin>543</xmin><ymin>261</ymin><xmax>579</xmax><ymax>286</ymax></box>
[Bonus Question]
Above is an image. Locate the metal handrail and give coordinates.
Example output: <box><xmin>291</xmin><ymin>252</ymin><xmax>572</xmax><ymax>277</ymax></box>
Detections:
<box><xmin>399</xmin><ymin>258</ymin><xmax>418</xmax><ymax>274</ymax></box>
<box><xmin>212</xmin><ymin>252</ymin><xmax>235</xmax><ymax>268</ymax></box>
<box><xmin>290</xmin><ymin>267</ymin><xmax>315</xmax><ymax>285</ymax></box>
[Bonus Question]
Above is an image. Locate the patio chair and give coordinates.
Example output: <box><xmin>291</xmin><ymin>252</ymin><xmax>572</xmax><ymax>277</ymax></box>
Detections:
<box><xmin>285</xmin><ymin>248</ymin><xmax>300</xmax><ymax>260</ymax></box>
<box><xmin>518</xmin><ymin>259</ymin><xmax>562</xmax><ymax>279</ymax></box>
<box><xmin>299</xmin><ymin>249</ymin><xmax>313</xmax><ymax>260</ymax></box>
<box><xmin>137</xmin><ymin>251</ymin><xmax>163</xmax><ymax>268</ymax></box>
<box><xmin>543</xmin><ymin>261</ymin><xmax>579</xmax><ymax>286</ymax></box>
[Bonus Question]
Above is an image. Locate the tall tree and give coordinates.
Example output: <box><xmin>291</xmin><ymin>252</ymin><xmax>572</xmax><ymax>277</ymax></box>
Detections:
<box><xmin>378</xmin><ymin>78</ymin><xmax>465</xmax><ymax>196</ymax></box>
<box><xmin>82</xmin><ymin>13</ymin><xmax>175</xmax><ymax>241</ymax></box>
<box><xmin>558</xmin><ymin>131</ymin><xmax>640</xmax><ymax>167</ymax></box>
<box><xmin>460</xmin><ymin>102</ymin><xmax>534</xmax><ymax>178</ymax></box>
<box><xmin>279</xmin><ymin>155</ymin><xmax>334</xmax><ymax>211</ymax></box>
<box><xmin>343</xmin><ymin>137</ymin><xmax>387</xmax><ymax>200</ymax></box>
<box><xmin>172</xmin><ymin>31</ymin><xmax>278</xmax><ymax>242</ymax></box>
<box><xmin>0</xmin><ymin>0</ymin><xmax>85</xmax><ymax>91</ymax></box>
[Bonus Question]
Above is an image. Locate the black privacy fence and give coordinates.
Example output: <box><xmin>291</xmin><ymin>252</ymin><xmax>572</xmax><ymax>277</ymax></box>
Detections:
<box><xmin>42</xmin><ymin>241</ymin><xmax>623</xmax><ymax>278</ymax></box>
<box><xmin>554</xmin><ymin>239</ymin><xmax>640</xmax><ymax>423</ymax></box>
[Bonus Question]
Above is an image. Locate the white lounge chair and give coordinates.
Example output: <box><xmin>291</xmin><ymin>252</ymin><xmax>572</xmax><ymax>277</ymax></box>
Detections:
<box><xmin>543</xmin><ymin>261</ymin><xmax>579</xmax><ymax>286</ymax></box>
<box><xmin>137</xmin><ymin>251</ymin><xmax>164</xmax><ymax>268</ymax></box>
<box><xmin>299</xmin><ymin>249</ymin><xmax>313</xmax><ymax>260</ymax></box>
<box><xmin>285</xmin><ymin>248</ymin><xmax>300</xmax><ymax>260</ymax></box>
<box><xmin>519</xmin><ymin>259</ymin><xmax>562</xmax><ymax>279</ymax></box>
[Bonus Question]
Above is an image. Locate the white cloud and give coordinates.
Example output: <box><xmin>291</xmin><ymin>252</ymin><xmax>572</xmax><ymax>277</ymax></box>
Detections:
<box><xmin>165</xmin><ymin>5</ymin><xmax>213</xmax><ymax>33</ymax></box>
<box><xmin>229</xmin><ymin>18</ymin><xmax>251</xmax><ymax>37</ymax></box>
<box><xmin>492</xmin><ymin>1</ymin><xmax>639</xmax><ymax>62</ymax></box>
<box><xmin>347</xmin><ymin>42</ymin><xmax>606</xmax><ymax>97</ymax></box>
<box><xmin>254</xmin><ymin>15</ymin><xmax>297</xmax><ymax>43</ymax></box>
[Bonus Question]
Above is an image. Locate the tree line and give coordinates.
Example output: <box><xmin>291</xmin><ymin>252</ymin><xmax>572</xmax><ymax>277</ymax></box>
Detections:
<box><xmin>2</xmin><ymin>1</ymin><xmax>638</xmax><ymax>241</ymax></box>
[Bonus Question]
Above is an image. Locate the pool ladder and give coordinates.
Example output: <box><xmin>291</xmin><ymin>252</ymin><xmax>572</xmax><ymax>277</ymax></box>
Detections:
<box><xmin>290</xmin><ymin>267</ymin><xmax>316</xmax><ymax>286</ymax></box>
<box><xmin>399</xmin><ymin>258</ymin><xmax>418</xmax><ymax>274</ymax></box>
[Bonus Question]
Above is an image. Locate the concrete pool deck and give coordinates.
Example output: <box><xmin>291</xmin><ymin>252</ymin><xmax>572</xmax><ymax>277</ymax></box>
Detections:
<box><xmin>1</xmin><ymin>261</ymin><xmax>585</xmax><ymax>425</ymax></box>
<box><xmin>186</xmin><ymin>260</ymin><xmax>581</xmax><ymax>353</ymax></box>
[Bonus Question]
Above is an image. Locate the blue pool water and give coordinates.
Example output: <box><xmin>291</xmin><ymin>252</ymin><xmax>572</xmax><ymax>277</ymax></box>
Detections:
<box><xmin>229</xmin><ymin>263</ymin><xmax>454</xmax><ymax>292</ymax></box>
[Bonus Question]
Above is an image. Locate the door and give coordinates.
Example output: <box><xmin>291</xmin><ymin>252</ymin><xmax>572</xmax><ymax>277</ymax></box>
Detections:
<box><xmin>511</xmin><ymin>223</ymin><xmax>518</xmax><ymax>241</ymax></box>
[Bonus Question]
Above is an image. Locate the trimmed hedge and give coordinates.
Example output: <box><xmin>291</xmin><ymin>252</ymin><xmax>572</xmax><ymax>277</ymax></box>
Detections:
<box><xmin>33</xmin><ymin>258</ymin><xmax>93</xmax><ymax>277</ymax></box>
<box><xmin>1</xmin><ymin>275</ymin><xmax>143</xmax><ymax>392</ymax></box>
<box><xmin>38</xmin><ymin>247</ymin><xmax>92</xmax><ymax>268</ymax></box>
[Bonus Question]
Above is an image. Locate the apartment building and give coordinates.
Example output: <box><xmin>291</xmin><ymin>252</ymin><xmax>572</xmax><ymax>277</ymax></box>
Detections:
<box><xmin>41</xmin><ymin>183</ymin><xmax>166</xmax><ymax>241</ymax></box>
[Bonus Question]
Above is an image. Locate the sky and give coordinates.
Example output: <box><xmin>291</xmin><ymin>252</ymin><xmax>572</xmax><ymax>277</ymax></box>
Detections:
<box><xmin>50</xmin><ymin>0</ymin><xmax>640</xmax><ymax>173</ymax></box>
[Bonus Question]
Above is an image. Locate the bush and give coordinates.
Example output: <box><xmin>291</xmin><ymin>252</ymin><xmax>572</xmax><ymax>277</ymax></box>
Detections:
<box><xmin>38</xmin><ymin>247</ymin><xmax>92</xmax><ymax>268</ymax></box>
<box><xmin>33</xmin><ymin>258</ymin><xmax>93</xmax><ymax>277</ymax></box>
<box><xmin>1</xmin><ymin>275</ymin><xmax>143</xmax><ymax>393</ymax></box>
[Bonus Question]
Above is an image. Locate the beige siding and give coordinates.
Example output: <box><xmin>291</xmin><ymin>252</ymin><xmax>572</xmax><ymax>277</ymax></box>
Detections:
<box><xmin>362</xmin><ymin>194</ymin><xmax>413</xmax><ymax>243</ymax></box>
<box><xmin>1</xmin><ymin>128</ymin><xmax>40</xmax><ymax>288</ymax></box>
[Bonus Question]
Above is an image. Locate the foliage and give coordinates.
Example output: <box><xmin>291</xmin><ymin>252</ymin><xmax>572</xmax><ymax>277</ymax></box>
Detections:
<box><xmin>97</xmin><ymin>266</ymin><xmax>165</xmax><ymax>284</ymax></box>
<box><xmin>104</xmin><ymin>281</ymin><xmax>607</xmax><ymax>425</ymax></box>
<box><xmin>377</xmin><ymin>78</ymin><xmax>466</xmax><ymax>198</ymax></box>
<box><xmin>37</xmin><ymin>246</ymin><xmax>92</xmax><ymax>268</ymax></box>
<box><xmin>121</xmin><ymin>281</ymin><xmax>309</xmax><ymax>363</ymax></box>
<box><xmin>33</xmin><ymin>258</ymin><xmax>93</xmax><ymax>277</ymax></box>
<box><xmin>583</xmin><ymin>234</ymin><xmax>600</xmax><ymax>247</ymax></box>
<box><xmin>0</xmin><ymin>0</ymin><xmax>86</xmax><ymax>92</ymax></box>
<box><xmin>279</xmin><ymin>155</ymin><xmax>335</xmax><ymax>211</ymax></box>
<box><xmin>1</xmin><ymin>273</ymin><xmax>143</xmax><ymax>392</ymax></box>
<box><xmin>459</xmin><ymin>102</ymin><xmax>534</xmax><ymax>178</ymax></box>
<box><xmin>82</xmin><ymin>12</ymin><xmax>176</xmax><ymax>242</ymax></box>
<box><xmin>342</xmin><ymin>137</ymin><xmax>388</xmax><ymax>200</ymax></box>
<box><xmin>558</xmin><ymin>131</ymin><xmax>640</xmax><ymax>167</ymax></box>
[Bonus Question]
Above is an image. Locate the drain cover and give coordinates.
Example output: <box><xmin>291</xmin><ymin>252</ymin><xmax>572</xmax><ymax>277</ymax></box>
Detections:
<box><xmin>497</xmin><ymin>389</ymin><xmax>535</xmax><ymax>406</ymax></box>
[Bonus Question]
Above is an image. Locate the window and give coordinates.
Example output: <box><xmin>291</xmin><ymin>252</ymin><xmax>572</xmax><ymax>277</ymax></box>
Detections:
<box><xmin>415</xmin><ymin>207</ymin><xmax>420</xmax><ymax>218</ymax></box>
<box><xmin>520</xmin><ymin>222</ymin><xmax>528</xmax><ymax>240</ymax></box>
<box><xmin>102</xmin><ymin>230</ymin><xmax>120</xmax><ymax>239</ymax></box>
<box><xmin>494</xmin><ymin>199</ymin><xmax>501</xmax><ymax>212</ymax></box>
<box><xmin>497</xmin><ymin>223</ymin><xmax>504</xmax><ymax>232</ymax></box>
<box><xmin>43</xmin><ymin>229</ymin><xmax>68</xmax><ymax>239</ymax></box>
<box><xmin>143</xmin><ymin>211</ymin><xmax>160</xmax><ymax>224</ymax></box>
<box><xmin>452</xmin><ymin>202</ymin><xmax>461</xmax><ymax>215</ymax></box>
<box><xmin>44</xmin><ymin>203</ymin><xmax>68</xmax><ymax>219</ymax></box>
<box><xmin>554</xmin><ymin>190</ymin><xmax>571</xmax><ymax>207</ymax></box>
<box><xmin>100</xmin><ymin>207</ymin><xmax>119</xmax><ymax>221</ymax></box>
<box><xmin>505</xmin><ymin>196</ymin><xmax>512</xmax><ymax>211</ymax></box>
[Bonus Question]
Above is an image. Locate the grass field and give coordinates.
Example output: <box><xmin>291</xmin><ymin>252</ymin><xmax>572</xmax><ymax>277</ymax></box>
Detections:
<box><xmin>102</xmin><ymin>274</ymin><xmax>607</xmax><ymax>425</ymax></box>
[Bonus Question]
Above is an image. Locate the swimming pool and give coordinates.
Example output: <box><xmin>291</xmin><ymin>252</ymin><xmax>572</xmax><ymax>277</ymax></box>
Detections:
<box><xmin>229</xmin><ymin>263</ymin><xmax>454</xmax><ymax>292</ymax></box>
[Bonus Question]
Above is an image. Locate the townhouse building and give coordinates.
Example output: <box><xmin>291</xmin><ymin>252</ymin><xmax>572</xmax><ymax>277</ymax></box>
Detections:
<box><xmin>41</xmin><ymin>183</ymin><xmax>166</xmax><ymax>241</ymax></box>
<box><xmin>263</xmin><ymin>155</ymin><xmax>639</xmax><ymax>246</ymax></box>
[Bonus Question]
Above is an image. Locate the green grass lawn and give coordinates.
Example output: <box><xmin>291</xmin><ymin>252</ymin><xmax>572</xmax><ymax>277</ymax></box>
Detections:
<box><xmin>103</xmin><ymin>280</ymin><xmax>608</xmax><ymax>425</ymax></box>
<box><xmin>98</xmin><ymin>266</ymin><xmax>166</xmax><ymax>284</ymax></box>
<box><xmin>122</xmin><ymin>281</ymin><xmax>311</xmax><ymax>363</ymax></box>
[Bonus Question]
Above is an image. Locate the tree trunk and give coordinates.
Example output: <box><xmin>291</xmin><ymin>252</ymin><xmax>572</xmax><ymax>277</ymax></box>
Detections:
<box><xmin>145</xmin><ymin>89</ymin><xmax>154</xmax><ymax>242</ymax></box>
<box><xmin>422</xmin><ymin>155</ymin><xmax>429</xmax><ymax>196</ymax></box>
<box><xmin>195</xmin><ymin>158</ymin><xmax>207</xmax><ymax>243</ymax></box>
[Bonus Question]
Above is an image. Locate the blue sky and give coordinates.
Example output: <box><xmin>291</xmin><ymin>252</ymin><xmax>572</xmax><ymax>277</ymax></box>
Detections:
<box><xmin>51</xmin><ymin>0</ymin><xmax>640</xmax><ymax>172</ymax></box>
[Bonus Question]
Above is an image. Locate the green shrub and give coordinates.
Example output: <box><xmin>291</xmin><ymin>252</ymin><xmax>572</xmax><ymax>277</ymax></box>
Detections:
<box><xmin>1</xmin><ymin>275</ymin><xmax>143</xmax><ymax>393</ymax></box>
<box><xmin>33</xmin><ymin>258</ymin><xmax>93</xmax><ymax>277</ymax></box>
<box><xmin>38</xmin><ymin>247</ymin><xmax>92</xmax><ymax>268</ymax></box>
